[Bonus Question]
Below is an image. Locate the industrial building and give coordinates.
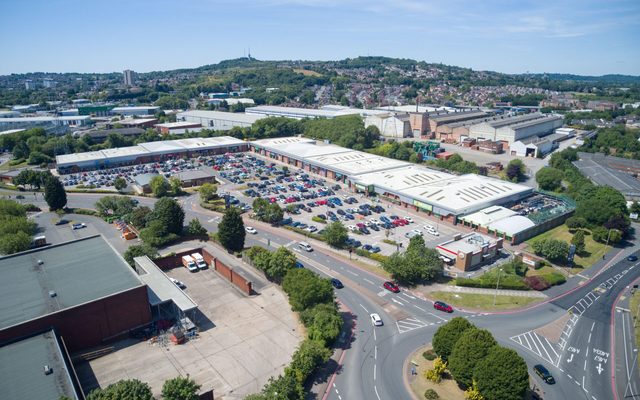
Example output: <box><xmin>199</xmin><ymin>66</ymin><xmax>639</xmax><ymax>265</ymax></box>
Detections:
<box><xmin>176</xmin><ymin>110</ymin><xmax>265</xmax><ymax>130</ymax></box>
<box><xmin>427</xmin><ymin>109</ymin><xmax>489</xmax><ymax>137</ymax></box>
<box><xmin>0</xmin><ymin>110</ymin><xmax>21</xmax><ymax>118</ymax></box>
<box><xmin>249</xmin><ymin>137</ymin><xmax>533</xmax><ymax>221</ymax></box>
<box><xmin>0</xmin><ymin>236</ymin><xmax>152</xmax><ymax>352</ymax></box>
<box><xmin>155</xmin><ymin>121</ymin><xmax>205</xmax><ymax>135</ymax></box>
<box><xmin>0</xmin><ymin>329</ymin><xmax>83</xmax><ymax>400</ymax></box>
<box><xmin>364</xmin><ymin>113</ymin><xmax>413</xmax><ymax>138</ymax></box>
<box><xmin>436</xmin><ymin>233</ymin><xmax>503</xmax><ymax>271</ymax></box>
<box><xmin>56</xmin><ymin>136</ymin><xmax>247</xmax><ymax>172</ymax></box>
<box><xmin>468</xmin><ymin>113</ymin><xmax>564</xmax><ymax>146</ymax></box>
<box><xmin>81</xmin><ymin>127</ymin><xmax>145</xmax><ymax>142</ymax></box>
<box><xmin>111</xmin><ymin>106</ymin><xmax>160</xmax><ymax>116</ymax></box>
<box><xmin>0</xmin><ymin>115</ymin><xmax>93</xmax><ymax>134</ymax></box>
<box><xmin>245</xmin><ymin>105</ymin><xmax>388</xmax><ymax>120</ymax></box>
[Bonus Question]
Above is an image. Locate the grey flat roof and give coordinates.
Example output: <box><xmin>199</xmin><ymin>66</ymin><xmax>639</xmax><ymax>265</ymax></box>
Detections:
<box><xmin>430</xmin><ymin>110</ymin><xmax>487</xmax><ymax>123</ymax></box>
<box><xmin>0</xmin><ymin>235</ymin><xmax>143</xmax><ymax>331</ymax></box>
<box><xmin>0</xmin><ymin>330</ymin><xmax>79</xmax><ymax>400</ymax></box>
<box><xmin>135</xmin><ymin>257</ymin><xmax>197</xmax><ymax>312</ymax></box>
<box><xmin>174</xmin><ymin>168</ymin><xmax>214</xmax><ymax>182</ymax></box>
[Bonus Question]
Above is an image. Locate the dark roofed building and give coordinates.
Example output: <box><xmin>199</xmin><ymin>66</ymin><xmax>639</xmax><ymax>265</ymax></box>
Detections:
<box><xmin>0</xmin><ymin>235</ymin><xmax>151</xmax><ymax>352</ymax></box>
<box><xmin>83</xmin><ymin>127</ymin><xmax>145</xmax><ymax>142</ymax></box>
<box><xmin>174</xmin><ymin>168</ymin><xmax>216</xmax><ymax>187</ymax></box>
<box><xmin>0</xmin><ymin>329</ymin><xmax>82</xmax><ymax>400</ymax></box>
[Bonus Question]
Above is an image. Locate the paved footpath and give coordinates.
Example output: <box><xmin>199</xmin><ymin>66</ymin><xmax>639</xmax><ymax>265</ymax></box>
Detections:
<box><xmin>425</xmin><ymin>282</ymin><xmax>548</xmax><ymax>298</ymax></box>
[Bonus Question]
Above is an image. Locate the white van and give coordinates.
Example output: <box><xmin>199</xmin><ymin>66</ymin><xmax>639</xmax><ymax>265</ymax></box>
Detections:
<box><xmin>181</xmin><ymin>255</ymin><xmax>198</xmax><ymax>272</ymax></box>
<box><xmin>191</xmin><ymin>253</ymin><xmax>208</xmax><ymax>270</ymax></box>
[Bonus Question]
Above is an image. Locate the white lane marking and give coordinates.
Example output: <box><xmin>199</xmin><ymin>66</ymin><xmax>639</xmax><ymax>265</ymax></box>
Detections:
<box><xmin>413</xmin><ymin>304</ymin><xmax>426</xmax><ymax>312</ymax></box>
<box><xmin>373</xmin><ymin>329</ymin><xmax>377</xmax><ymax>341</ymax></box>
<box><xmin>374</xmin><ymin>385</ymin><xmax>381</xmax><ymax>400</ymax></box>
<box><xmin>346</xmin><ymin>270</ymin><xmax>359</xmax><ymax>276</ymax></box>
<box><xmin>584</xmin><ymin>360</ymin><xmax>587</xmax><ymax>371</ymax></box>
<box><xmin>402</xmin><ymin>293</ymin><xmax>417</xmax><ymax>300</ymax></box>
<box><xmin>375</xmin><ymin>345</ymin><xmax>377</xmax><ymax>360</ymax></box>
<box><xmin>588</xmin><ymin>333</ymin><xmax>592</xmax><ymax>343</ymax></box>
<box><xmin>374</xmin><ymin>363</ymin><xmax>377</xmax><ymax>380</ymax></box>
<box><xmin>545</xmin><ymin>337</ymin><xmax>560</xmax><ymax>359</ymax></box>
<box><xmin>364</xmin><ymin>278</ymin><xmax>375</xmax><ymax>285</ymax></box>
<box><xmin>360</xmin><ymin>304</ymin><xmax>369</xmax><ymax>313</ymax></box>
<box><xmin>391</xmin><ymin>298</ymin><xmax>404</xmax><ymax>306</ymax></box>
<box><xmin>429</xmin><ymin>312</ymin><xmax>448</xmax><ymax>322</ymax></box>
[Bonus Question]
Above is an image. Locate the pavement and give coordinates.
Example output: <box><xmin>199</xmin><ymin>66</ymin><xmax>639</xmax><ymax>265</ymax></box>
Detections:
<box><xmin>425</xmin><ymin>282</ymin><xmax>548</xmax><ymax>298</ymax></box>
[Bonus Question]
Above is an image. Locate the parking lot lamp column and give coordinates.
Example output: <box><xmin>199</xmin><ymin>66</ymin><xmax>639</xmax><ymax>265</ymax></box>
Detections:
<box><xmin>493</xmin><ymin>268</ymin><xmax>503</xmax><ymax>306</ymax></box>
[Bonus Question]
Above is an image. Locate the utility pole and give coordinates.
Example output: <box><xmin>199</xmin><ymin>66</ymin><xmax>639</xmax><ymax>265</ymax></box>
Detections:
<box><xmin>493</xmin><ymin>268</ymin><xmax>503</xmax><ymax>306</ymax></box>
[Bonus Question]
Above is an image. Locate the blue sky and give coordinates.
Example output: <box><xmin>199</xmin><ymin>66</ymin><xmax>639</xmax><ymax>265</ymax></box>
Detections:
<box><xmin>0</xmin><ymin>0</ymin><xmax>638</xmax><ymax>76</ymax></box>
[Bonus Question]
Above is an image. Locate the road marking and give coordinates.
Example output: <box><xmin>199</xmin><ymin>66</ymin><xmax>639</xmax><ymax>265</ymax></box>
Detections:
<box><xmin>429</xmin><ymin>312</ymin><xmax>448</xmax><ymax>322</ymax></box>
<box><xmin>396</xmin><ymin>317</ymin><xmax>430</xmax><ymax>334</ymax></box>
<box><xmin>413</xmin><ymin>304</ymin><xmax>426</xmax><ymax>312</ymax></box>
<box><xmin>391</xmin><ymin>298</ymin><xmax>404</xmax><ymax>306</ymax></box>
<box><xmin>373</xmin><ymin>329</ymin><xmax>376</xmax><ymax>341</ymax></box>
<box><xmin>346</xmin><ymin>270</ymin><xmax>359</xmax><ymax>277</ymax></box>
<box><xmin>402</xmin><ymin>293</ymin><xmax>417</xmax><ymax>300</ymax></box>
<box><xmin>568</xmin><ymin>374</ymin><xmax>573</xmax><ymax>379</ymax></box>
<box><xmin>374</xmin><ymin>385</ymin><xmax>381</xmax><ymax>400</ymax></box>
<box><xmin>363</xmin><ymin>278</ymin><xmax>375</xmax><ymax>285</ymax></box>
<box><xmin>510</xmin><ymin>331</ymin><xmax>559</xmax><ymax>365</ymax></box>
<box><xmin>360</xmin><ymin>304</ymin><xmax>369</xmax><ymax>313</ymax></box>
<box><xmin>596</xmin><ymin>363</ymin><xmax>603</xmax><ymax>374</ymax></box>
<box><xmin>375</xmin><ymin>345</ymin><xmax>377</xmax><ymax>360</ymax></box>
<box><xmin>374</xmin><ymin>364</ymin><xmax>377</xmax><ymax>380</ymax></box>
<box><xmin>584</xmin><ymin>360</ymin><xmax>587</xmax><ymax>371</ymax></box>
<box><xmin>617</xmin><ymin>307</ymin><xmax>631</xmax><ymax>312</ymax></box>
<box><xmin>588</xmin><ymin>333</ymin><xmax>592</xmax><ymax>343</ymax></box>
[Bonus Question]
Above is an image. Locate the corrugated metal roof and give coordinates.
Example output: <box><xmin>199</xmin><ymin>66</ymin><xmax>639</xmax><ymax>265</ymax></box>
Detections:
<box><xmin>135</xmin><ymin>257</ymin><xmax>197</xmax><ymax>312</ymax></box>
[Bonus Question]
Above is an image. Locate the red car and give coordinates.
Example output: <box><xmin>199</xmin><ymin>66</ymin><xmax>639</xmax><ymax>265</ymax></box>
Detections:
<box><xmin>383</xmin><ymin>281</ymin><xmax>400</xmax><ymax>293</ymax></box>
<box><xmin>434</xmin><ymin>301</ymin><xmax>453</xmax><ymax>313</ymax></box>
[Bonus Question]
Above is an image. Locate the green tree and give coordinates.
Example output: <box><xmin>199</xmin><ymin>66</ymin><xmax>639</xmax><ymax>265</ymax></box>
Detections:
<box><xmin>0</xmin><ymin>231</ymin><xmax>32</xmax><ymax>255</ymax></box>
<box><xmin>129</xmin><ymin>206</ymin><xmax>152</xmax><ymax>228</ymax></box>
<box><xmin>448</xmin><ymin>328</ymin><xmax>497</xmax><ymax>388</ymax></box>
<box><xmin>95</xmin><ymin>196</ymin><xmax>137</xmax><ymax>217</ymax></box>
<box><xmin>123</xmin><ymin>243</ymin><xmax>158</xmax><ymax>266</ymax></box>
<box><xmin>535</xmin><ymin>167</ymin><xmax>564</xmax><ymax>191</ymax></box>
<box><xmin>307</xmin><ymin>305</ymin><xmax>342</xmax><ymax>345</ymax></box>
<box><xmin>150</xmin><ymin>175</ymin><xmax>170</xmax><ymax>197</ymax></box>
<box><xmin>473</xmin><ymin>346</ymin><xmax>528</xmax><ymax>400</ymax></box>
<box><xmin>381</xmin><ymin>236</ymin><xmax>443</xmax><ymax>285</ymax></box>
<box><xmin>151</xmin><ymin>197</ymin><xmax>185</xmax><ymax>235</ymax></box>
<box><xmin>289</xmin><ymin>339</ymin><xmax>332</xmax><ymax>385</ymax></box>
<box><xmin>532</xmin><ymin>238</ymin><xmax>570</xmax><ymax>262</ymax></box>
<box><xmin>252</xmin><ymin>198</ymin><xmax>284</xmax><ymax>224</ymax></box>
<box><xmin>161</xmin><ymin>376</ymin><xmax>201</xmax><ymax>400</ymax></box>
<box><xmin>218</xmin><ymin>207</ymin><xmax>246</xmax><ymax>252</ymax></box>
<box><xmin>114</xmin><ymin>176</ymin><xmax>127</xmax><ymax>191</ymax></box>
<box><xmin>323</xmin><ymin>221</ymin><xmax>348</xmax><ymax>248</ymax></box>
<box><xmin>571</xmin><ymin>230</ymin><xmax>586</xmax><ymax>253</ymax></box>
<box><xmin>186</xmin><ymin>218</ymin><xmax>207</xmax><ymax>236</ymax></box>
<box><xmin>432</xmin><ymin>317</ymin><xmax>474</xmax><ymax>361</ymax></box>
<box><xmin>259</xmin><ymin>371</ymin><xmax>303</xmax><ymax>400</ymax></box>
<box><xmin>565</xmin><ymin>216</ymin><xmax>587</xmax><ymax>231</ymax></box>
<box><xmin>169</xmin><ymin>176</ymin><xmax>183</xmax><ymax>196</ymax></box>
<box><xmin>505</xmin><ymin>159</ymin><xmax>526</xmax><ymax>182</ymax></box>
<box><xmin>267</xmin><ymin>246</ymin><xmax>297</xmax><ymax>282</ymax></box>
<box><xmin>199</xmin><ymin>183</ymin><xmax>217</xmax><ymax>202</ymax></box>
<box><xmin>282</xmin><ymin>268</ymin><xmax>334</xmax><ymax>312</ymax></box>
<box><xmin>44</xmin><ymin>176</ymin><xmax>67</xmax><ymax>210</ymax></box>
<box><xmin>86</xmin><ymin>379</ymin><xmax>153</xmax><ymax>400</ymax></box>
<box><xmin>12</xmin><ymin>141</ymin><xmax>29</xmax><ymax>159</ymax></box>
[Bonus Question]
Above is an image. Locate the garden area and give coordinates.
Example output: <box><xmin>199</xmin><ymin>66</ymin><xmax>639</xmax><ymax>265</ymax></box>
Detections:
<box><xmin>428</xmin><ymin>292</ymin><xmax>541</xmax><ymax>311</ymax></box>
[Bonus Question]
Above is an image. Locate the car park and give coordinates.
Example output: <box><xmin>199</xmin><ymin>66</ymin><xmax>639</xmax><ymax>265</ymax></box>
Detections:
<box><xmin>434</xmin><ymin>301</ymin><xmax>453</xmax><ymax>313</ymax></box>
<box><xmin>533</xmin><ymin>364</ymin><xmax>555</xmax><ymax>384</ymax></box>
<box><xmin>370</xmin><ymin>313</ymin><xmax>383</xmax><ymax>326</ymax></box>
<box><xmin>383</xmin><ymin>281</ymin><xmax>400</xmax><ymax>293</ymax></box>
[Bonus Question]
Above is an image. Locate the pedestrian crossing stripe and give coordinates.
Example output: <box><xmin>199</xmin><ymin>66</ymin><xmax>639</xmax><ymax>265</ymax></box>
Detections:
<box><xmin>396</xmin><ymin>317</ymin><xmax>431</xmax><ymax>334</ymax></box>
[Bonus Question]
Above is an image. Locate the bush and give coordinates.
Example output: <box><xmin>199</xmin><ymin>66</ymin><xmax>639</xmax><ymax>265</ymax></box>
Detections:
<box><xmin>423</xmin><ymin>349</ymin><xmax>437</xmax><ymax>361</ymax></box>
<box><xmin>424</xmin><ymin>357</ymin><xmax>447</xmax><ymax>383</ymax></box>
<box><xmin>454</xmin><ymin>277</ymin><xmax>529</xmax><ymax>291</ymax></box>
<box><xmin>311</xmin><ymin>216</ymin><xmax>327</xmax><ymax>224</ymax></box>
<box><xmin>524</xmin><ymin>276</ymin><xmax>551</xmax><ymax>291</ymax></box>
<box><xmin>540</xmin><ymin>272</ymin><xmax>566</xmax><ymax>286</ymax></box>
<box><xmin>424</xmin><ymin>389</ymin><xmax>440</xmax><ymax>400</ymax></box>
<box><xmin>355</xmin><ymin>248</ymin><xmax>389</xmax><ymax>262</ymax></box>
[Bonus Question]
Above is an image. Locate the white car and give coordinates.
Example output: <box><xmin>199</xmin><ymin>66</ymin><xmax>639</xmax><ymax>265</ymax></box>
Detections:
<box><xmin>306</xmin><ymin>225</ymin><xmax>318</xmax><ymax>233</ymax></box>
<box><xmin>405</xmin><ymin>217</ymin><xmax>414</xmax><ymax>223</ymax></box>
<box><xmin>348</xmin><ymin>225</ymin><xmax>358</xmax><ymax>232</ymax></box>
<box><xmin>423</xmin><ymin>224</ymin><xmax>435</xmax><ymax>231</ymax></box>
<box><xmin>426</xmin><ymin>228</ymin><xmax>440</xmax><ymax>236</ymax></box>
<box><xmin>170</xmin><ymin>278</ymin><xmax>186</xmax><ymax>289</ymax></box>
<box><xmin>370</xmin><ymin>313</ymin><xmax>383</xmax><ymax>326</ymax></box>
<box><xmin>298</xmin><ymin>242</ymin><xmax>313</xmax><ymax>252</ymax></box>
<box><xmin>410</xmin><ymin>229</ymin><xmax>423</xmax><ymax>236</ymax></box>
<box><xmin>245</xmin><ymin>227</ymin><xmax>257</xmax><ymax>234</ymax></box>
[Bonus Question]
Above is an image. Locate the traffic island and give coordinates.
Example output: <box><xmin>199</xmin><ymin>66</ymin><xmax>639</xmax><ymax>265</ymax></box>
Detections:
<box><xmin>405</xmin><ymin>345</ymin><xmax>465</xmax><ymax>400</ymax></box>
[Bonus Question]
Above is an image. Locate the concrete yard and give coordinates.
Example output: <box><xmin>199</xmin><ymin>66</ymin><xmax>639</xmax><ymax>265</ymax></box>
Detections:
<box><xmin>76</xmin><ymin>266</ymin><xmax>302</xmax><ymax>399</ymax></box>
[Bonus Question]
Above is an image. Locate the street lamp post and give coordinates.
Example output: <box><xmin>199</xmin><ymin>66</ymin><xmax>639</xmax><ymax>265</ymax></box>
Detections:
<box><xmin>624</xmin><ymin>348</ymin><xmax>639</xmax><ymax>398</ymax></box>
<box><xmin>493</xmin><ymin>268</ymin><xmax>503</xmax><ymax>306</ymax></box>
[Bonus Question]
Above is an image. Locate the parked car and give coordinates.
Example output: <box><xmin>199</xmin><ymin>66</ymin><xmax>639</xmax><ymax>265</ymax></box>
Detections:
<box><xmin>370</xmin><ymin>313</ymin><xmax>383</xmax><ymax>326</ymax></box>
<box><xmin>533</xmin><ymin>364</ymin><xmax>555</xmax><ymax>384</ymax></box>
<box><xmin>245</xmin><ymin>226</ymin><xmax>257</xmax><ymax>234</ymax></box>
<box><xmin>55</xmin><ymin>219</ymin><xmax>69</xmax><ymax>226</ymax></box>
<box><xmin>170</xmin><ymin>278</ymin><xmax>186</xmax><ymax>289</ymax></box>
<box><xmin>295</xmin><ymin>261</ymin><xmax>304</xmax><ymax>269</ymax></box>
<box><xmin>383</xmin><ymin>281</ymin><xmax>400</xmax><ymax>293</ymax></box>
<box><xmin>72</xmin><ymin>223</ymin><xmax>87</xmax><ymax>230</ymax></box>
<box><xmin>331</xmin><ymin>278</ymin><xmax>344</xmax><ymax>289</ymax></box>
<box><xmin>433</xmin><ymin>301</ymin><xmax>453</xmax><ymax>313</ymax></box>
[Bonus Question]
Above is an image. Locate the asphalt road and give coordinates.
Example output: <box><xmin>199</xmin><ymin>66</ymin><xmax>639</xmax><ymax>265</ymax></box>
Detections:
<box><xmin>9</xmin><ymin>189</ymin><xmax>640</xmax><ymax>400</ymax></box>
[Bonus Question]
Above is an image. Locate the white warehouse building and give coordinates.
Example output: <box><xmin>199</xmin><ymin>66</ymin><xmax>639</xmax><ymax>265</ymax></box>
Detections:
<box><xmin>176</xmin><ymin>110</ymin><xmax>265</xmax><ymax>130</ymax></box>
<box><xmin>364</xmin><ymin>113</ymin><xmax>413</xmax><ymax>138</ymax></box>
<box><xmin>468</xmin><ymin>113</ymin><xmax>563</xmax><ymax>146</ymax></box>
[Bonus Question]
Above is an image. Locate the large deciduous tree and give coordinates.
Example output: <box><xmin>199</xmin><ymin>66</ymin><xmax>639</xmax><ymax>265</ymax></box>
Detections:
<box><xmin>151</xmin><ymin>197</ymin><xmax>185</xmax><ymax>235</ymax></box>
<box><xmin>473</xmin><ymin>346</ymin><xmax>529</xmax><ymax>400</ymax></box>
<box><xmin>44</xmin><ymin>176</ymin><xmax>67</xmax><ymax>210</ymax></box>
<box><xmin>448</xmin><ymin>328</ymin><xmax>497</xmax><ymax>388</ymax></box>
<box><xmin>217</xmin><ymin>207</ymin><xmax>245</xmax><ymax>252</ymax></box>
<box><xmin>432</xmin><ymin>317</ymin><xmax>474</xmax><ymax>361</ymax></box>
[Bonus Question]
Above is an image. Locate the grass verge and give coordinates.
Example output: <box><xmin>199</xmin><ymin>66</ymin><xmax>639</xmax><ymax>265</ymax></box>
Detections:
<box><xmin>430</xmin><ymin>291</ymin><xmax>541</xmax><ymax>311</ymax></box>
<box><xmin>630</xmin><ymin>290</ymin><xmax>640</xmax><ymax>369</ymax></box>
<box><xmin>525</xmin><ymin>224</ymin><xmax>607</xmax><ymax>271</ymax></box>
